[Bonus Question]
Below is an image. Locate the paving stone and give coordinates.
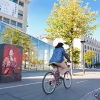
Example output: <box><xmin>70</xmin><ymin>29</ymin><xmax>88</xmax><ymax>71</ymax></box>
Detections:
<box><xmin>0</xmin><ymin>93</ymin><xmax>21</xmax><ymax>100</ymax></box>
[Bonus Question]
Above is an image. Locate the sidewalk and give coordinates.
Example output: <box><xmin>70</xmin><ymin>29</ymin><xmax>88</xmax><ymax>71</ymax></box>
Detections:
<box><xmin>22</xmin><ymin>68</ymin><xmax>100</xmax><ymax>78</ymax></box>
<box><xmin>22</xmin><ymin>70</ymin><xmax>48</xmax><ymax>77</ymax></box>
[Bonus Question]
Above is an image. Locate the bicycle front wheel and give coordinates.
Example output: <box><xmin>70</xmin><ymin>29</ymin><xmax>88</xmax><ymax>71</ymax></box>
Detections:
<box><xmin>42</xmin><ymin>72</ymin><xmax>56</xmax><ymax>94</ymax></box>
<box><xmin>63</xmin><ymin>71</ymin><xmax>72</xmax><ymax>89</ymax></box>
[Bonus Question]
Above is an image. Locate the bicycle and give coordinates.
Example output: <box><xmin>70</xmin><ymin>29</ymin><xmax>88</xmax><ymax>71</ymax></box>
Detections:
<box><xmin>42</xmin><ymin>63</ymin><xmax>72</xmax><ymax>94</ymax></box>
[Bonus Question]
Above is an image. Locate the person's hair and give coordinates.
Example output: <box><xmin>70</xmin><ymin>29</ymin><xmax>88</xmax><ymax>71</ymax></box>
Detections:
<box><xmin>55</xmin><ymin>42</ymin><xmax>64</xmax><ymax>48</ymax></box>
<box><xmin>9</xmin><ymin>49</ymin><xmax>14</xmax><ymax>53</ymax></box>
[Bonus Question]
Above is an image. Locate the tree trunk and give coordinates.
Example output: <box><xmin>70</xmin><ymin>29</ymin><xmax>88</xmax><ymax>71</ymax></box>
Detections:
<box><xmin>70</xmin><ymin>41</ymin><xmax>74</xmax><ymax>75</ymax></box>
<box><xmin>24</xmin><ymin>60</ymin><xmax>27</xmax><ymax>69</ymax></box>
<box><xmin>28</xmin><ymin>49</ymin><xmax>31</xmax><ymax>70</ymax></box>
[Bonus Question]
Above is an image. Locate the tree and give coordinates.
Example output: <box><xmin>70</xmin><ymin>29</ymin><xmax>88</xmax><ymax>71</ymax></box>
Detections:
<box><xmin>45</xmin><ymin>0</ymin><xmax>99</xmax><ymax>74</ymax></box>
<box><xmin>30</xmin><ymin>57</ymin><xmax>37</xmax><ymax>68</ymax></box>
<box><xmin>1</xmin><ymin>26</ymin><xmax>34</xmax><ymax>68</ymax></box>
<box><xmin>37</xmin><ymin>60</ymin><xmax>44</xmax><ymax>69</ymax></box>
<box><xmin>66</xmin><ymin>47</ymin><xmax>80</xmax><ymax>66</ymax></box>
<box><xmin>1</xmin><ymin>26</ymin><xmax>22</xmax><ymax>45</ymax></box>
<box><xmin>30</xmin><ymin>46</ymin><xmax>39</xmax><ymax>68</ymax></box>
<box><xmin>23</xmin><ymin>53</ymin><xmax>28</xmax><ymax>69</ymax></box>
<box><xmin>1</xmin><ymin>26</ymin><xmax>31</xmax><ymax>52</ymax></box>
<box><xmin>84</xmin><ymin>50</ymin><xmax>95</xmax><ymax>67</ymax></box>
<box><xmin>73</xmin><ymin>47</ymin><xmax>80</xmax><ymax>64</ymax></box>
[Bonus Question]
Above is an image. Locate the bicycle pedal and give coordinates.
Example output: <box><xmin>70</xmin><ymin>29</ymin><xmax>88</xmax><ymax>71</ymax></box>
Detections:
<box><xmin>56</xmin><ymin>83</ymin><xmax>60</xmax><ymax>86</ymax></box>
<box><xmin>56</xmin><ymin>81</ymin><xmax>62</xmax><ymax>85</ymax></box>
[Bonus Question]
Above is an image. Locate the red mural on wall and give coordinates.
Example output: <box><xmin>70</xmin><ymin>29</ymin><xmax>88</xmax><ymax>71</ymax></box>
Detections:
<box><xmin>2</xmin><ymin>45</ymin><xmax>22</xmax><ymax>76</ymax></box>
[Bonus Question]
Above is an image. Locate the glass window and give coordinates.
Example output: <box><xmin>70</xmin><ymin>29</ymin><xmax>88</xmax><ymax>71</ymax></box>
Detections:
<box><xmin>88</xmin><ymin>46</ymin><xmax>89</xmax><ymax>50</ymax></box>
<box><xmin>0</xmin><ymin>22</ymin><xmax>6</xmax><ymax>32</ymax></box>
<box><xmin>0</xmin><ymin>16</ymin><xmax>2</xmax><ymax>21</ymax></box>
<box><xmin>17</xmin><ymin>23</ymin><xmax>22</xmax><ymax>28</ymax></box>
<box><xmin>18</xmin><ymin>13</ymin><xmax>23</xmax><ymax>16</ymax></box>
<box><xmin>3</xmin><ymin>18</ymin><xmax>9</xmax><ymax>24</ymax></box>
<box><xmin>50</xmin><ymin>46</ymin><xmax>54</xmax><ymax>58</ymax></box>
<box><xmin>11</xmin><ymin>20</ymin><xmax>16</xmax><ymax>26</ymax></box>
<box><xmin>87</xmin><ymin>40</ymin><xmax>88</xmax><ymax>42</ymax></box>
<box><xmin>0</xmin><ymin>22</ymin><xmax>6</xmax><ymax>44</ymax></box>
<box><xmin>90</xmin><ymin>47</ymin><xmax>92</xmax><ymax>50</ymax></box>
<box><xmin>18</xmin><ymin>10</ymin><xmax>23</xmax><ymax>20</ymax></box>
<box><xmin>38</xmin><ymin>41</ymin><xmax>45</xmax><ymax>60</ymax></box>
<box><xmin>31</xmin><ymin>37</ymin><xmax>38</xmax><ymax>49</ymax></box>
<box><xmin>18</xmin><ymin>13</ymin><xmax>23</xmax><ymax>20</ymax></box>
<box><xmin>12</xmin><ymin>0</ymin><xmax>18</xmax><ymax>3</ymax></box>
<box><xmin>44</xmin><ymin>44</ymin><xmax>50</xmax><ymax>65</ymax></box>
<box><xmin>19</xmin><ymin>1</ymin><xmax>24</xmax><ymax>6</ymax></box>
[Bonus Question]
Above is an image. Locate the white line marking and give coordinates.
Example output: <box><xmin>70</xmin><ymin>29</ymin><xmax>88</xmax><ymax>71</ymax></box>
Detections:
<box><xmin>0</xmin><ymin>82</ymin><xmax>42</xmax><ymax>90</ymax></box>
<box><xmin>78</xmin><ymin>88</ymin><xmax>100</xmax><ymax>100</ymax></box>
<box><xmin>77</xmin><ymin>80</ymin><xmax>87</xmax><ymax>83</ymax></box>
<box><xmin>22</xmin><ymin>76</ymin><xmax>43</xmax><ymax>79</ymax></box>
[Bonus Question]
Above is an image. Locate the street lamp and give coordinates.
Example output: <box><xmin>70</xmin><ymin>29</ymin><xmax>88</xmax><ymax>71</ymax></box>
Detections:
<box><xmin>80</xmin><ymin>40</ymin><xmax>85</xmax><ymax>74</ymax></box>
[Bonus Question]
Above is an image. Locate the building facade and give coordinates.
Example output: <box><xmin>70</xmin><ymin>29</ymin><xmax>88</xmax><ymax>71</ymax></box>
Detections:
<box><xmin>0</xmin><ymin>0</ymin><xmax>29</xmax><ymax>32</ymax></box>
<box><xmin>77</xmin><ymin>35</ymin><xmax>100</xmax><ymax>68</ymax></box>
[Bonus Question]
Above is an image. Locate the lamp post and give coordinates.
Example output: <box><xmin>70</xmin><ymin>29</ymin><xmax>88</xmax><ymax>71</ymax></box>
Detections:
<box><xmin>81</xmin><ymin>40</ymin><xmax>85</xmax><ymax>74</ymax></box>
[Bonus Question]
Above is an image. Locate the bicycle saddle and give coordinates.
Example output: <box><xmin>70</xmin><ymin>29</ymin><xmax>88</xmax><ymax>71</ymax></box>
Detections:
<box><xmin>49</xmin><ymin>63</ymin><xmax>57</xmax><ymax>67</ymax></box>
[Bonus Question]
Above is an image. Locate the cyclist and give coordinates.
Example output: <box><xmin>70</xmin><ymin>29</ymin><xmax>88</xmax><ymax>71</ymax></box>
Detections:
<box><xmin>49</xmin><ymin>42</ymin><xmax>71</xmax><ymax>79</ymax></box>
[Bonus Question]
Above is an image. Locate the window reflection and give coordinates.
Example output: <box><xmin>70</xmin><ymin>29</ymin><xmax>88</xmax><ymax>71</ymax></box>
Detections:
<box><xmin>44</xmin><ymin>44</ymin><xmax>50</xmax><ymax>65</ymax></box>
<box><xmin>0</xmin><ymin>22</ymin><xmax>54</xmax><ymax>70</ymax></box>
<box><xmin>0</xmin><ymin>22</ymin><xmax>6</xmax><ymax>44</ymax></box>
<box><xmin>38</xmin><ymin>41</ymin><xmax>44</xmax><ymax>60</ymax></box>
<box><xmin>31</xmin><ymin>37</ymin><xmax>38</xmax><ymax>49</ymax></box>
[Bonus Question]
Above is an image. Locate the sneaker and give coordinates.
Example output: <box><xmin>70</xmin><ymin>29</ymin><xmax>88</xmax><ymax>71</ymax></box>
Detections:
<box><xmin>56</xmin><ymin>80</ymin><xmax>62</xmax><ymax>85</ymax></box>
<box><xmin>56</xmin><ymin>82</ymin><xmax>60</xmax><ymax>86</ymax></box>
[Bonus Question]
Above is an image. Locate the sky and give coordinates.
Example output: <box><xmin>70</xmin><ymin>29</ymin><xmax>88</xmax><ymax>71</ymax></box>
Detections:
<box><xmin>27</xmin><ymin>0</ymin><xmax>100</xmax><ymax>41</ymax></box>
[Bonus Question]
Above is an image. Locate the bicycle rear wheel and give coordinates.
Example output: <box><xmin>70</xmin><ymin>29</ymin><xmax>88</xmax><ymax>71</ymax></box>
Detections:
<box><xmin>42</xmin><ymin>72</ymin><xmax>56</xmax><ymax>94</ymax></box>
<box><xmin>63</xmin><ymin>71</ymin><xmax>72</xmax><ymax>89</ymax></box>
